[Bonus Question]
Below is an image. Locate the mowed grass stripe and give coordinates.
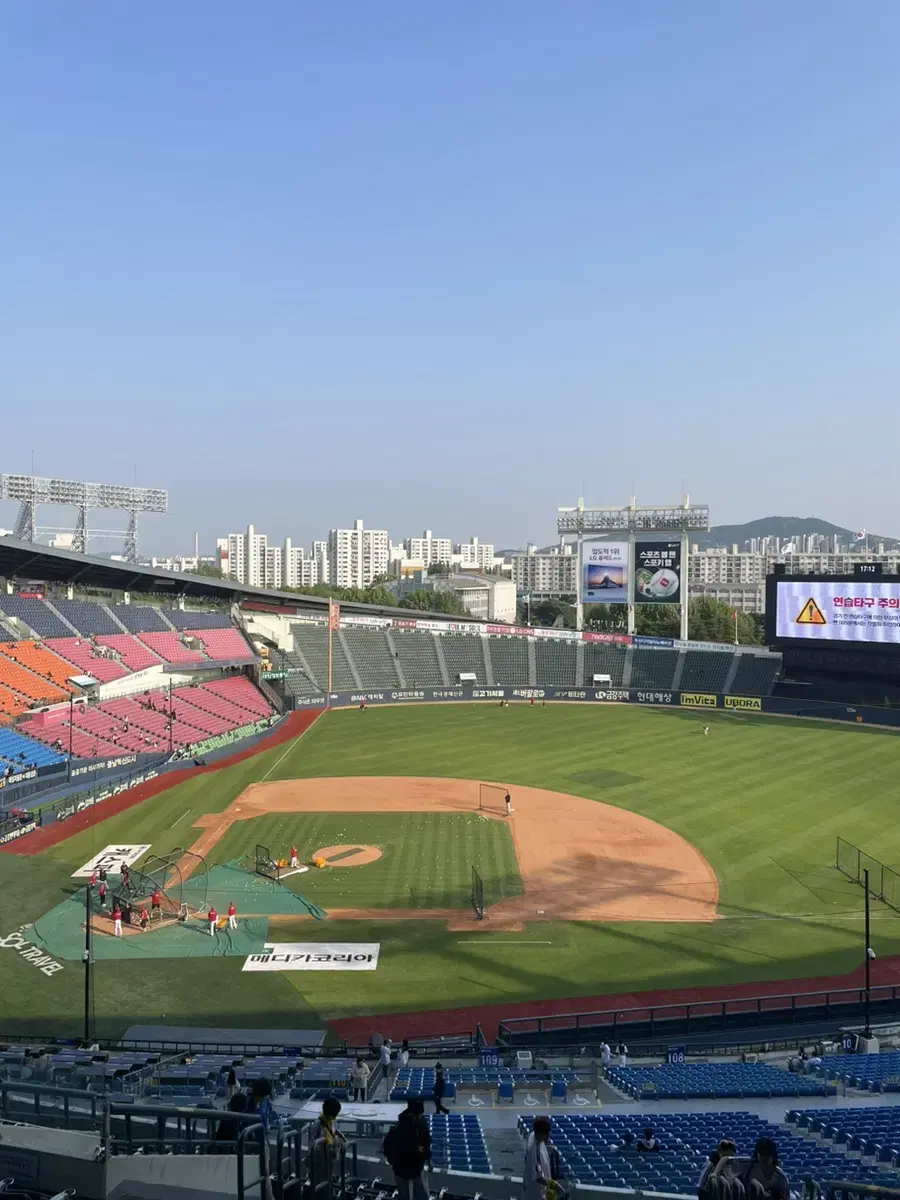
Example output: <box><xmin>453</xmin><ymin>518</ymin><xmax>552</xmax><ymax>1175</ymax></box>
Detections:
<box><xmin>15</xmin><ymin>702</ymin><xmax>900</xmax><ymax>1037</ymax></box>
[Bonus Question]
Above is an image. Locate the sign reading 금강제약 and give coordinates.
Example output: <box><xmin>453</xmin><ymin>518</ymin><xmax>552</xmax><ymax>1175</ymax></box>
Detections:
<box><xmin>775</xmin><ymin>581</ymin><xmax>900</xmax><ymax>644</ymax></box>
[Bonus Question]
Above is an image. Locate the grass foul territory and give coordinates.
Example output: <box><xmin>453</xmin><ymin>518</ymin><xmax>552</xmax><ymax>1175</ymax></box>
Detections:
<box><xmin>3</xmin><ymin>703</ymin><xmax>900</xmax><ymax>1039</ymax></box>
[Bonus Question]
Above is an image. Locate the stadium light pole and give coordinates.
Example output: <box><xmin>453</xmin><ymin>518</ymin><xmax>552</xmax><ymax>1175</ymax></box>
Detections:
<box><xmin>868</xmin><ymin>864</ymin><xmax>873</xmax><ymax>1041</ymax></box>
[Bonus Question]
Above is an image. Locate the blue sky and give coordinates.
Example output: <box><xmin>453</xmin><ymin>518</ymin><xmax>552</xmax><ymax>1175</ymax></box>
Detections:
<box><xmin>2</xmin><ymin>2</ymin><xmax>899</xmax><ymax>555</ymax></box>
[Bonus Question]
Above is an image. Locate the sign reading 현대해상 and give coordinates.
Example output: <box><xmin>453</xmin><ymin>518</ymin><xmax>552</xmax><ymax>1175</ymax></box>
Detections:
<box><xmin>72</xmin><ymin>844</ymin><xmax>151</xmax><ymax>878</ymax></box>
<box><xmin>242</xmin><ymin>943</ymin><xmax>380</xmax><ymax>972</ymax></box>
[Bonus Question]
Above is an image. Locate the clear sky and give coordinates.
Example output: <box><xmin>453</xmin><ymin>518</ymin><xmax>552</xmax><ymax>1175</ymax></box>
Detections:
<box><xmin>2</xmin><ymin>2</ymin><xmax>899</xmax><ymax>555</ymax></box>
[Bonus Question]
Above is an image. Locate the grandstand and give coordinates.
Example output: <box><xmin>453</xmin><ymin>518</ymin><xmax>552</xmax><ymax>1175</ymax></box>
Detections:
<box><xmin>629</xmin><ymin>647</ymin><xmax>679</xmax><ymax>689</ymax></box>
<box><xmin>679</xmin><ymin>649</ymin><xmax>733</xmax><ymax>693</ymax></box>
<box><xmin>583</xmin><ymin>641</ymin><xmax>627</xmax><ymax>686</ymax></box>
<box><xmin>392</xmin><ymin>628</ymin><xmax>446</xmax><ymax>685</ymax></box>
<box><xmin>341</xmin><ymin>626</ymin><xmax>401</xmax><ymax>687</ymax></box>
<box><xmin>489</xmin><ymin>635</ymin><xmax>530</xmax><ymax>685</ymax></box>
<box><xmin>442</xmin><ymin>634</ymin><xmax>487</xmax><ymax>684</ymax></box>
<box><xmin>534</xmin><ymin>636</ymin><xmax>578</xmax><ymax>684</ymax></box>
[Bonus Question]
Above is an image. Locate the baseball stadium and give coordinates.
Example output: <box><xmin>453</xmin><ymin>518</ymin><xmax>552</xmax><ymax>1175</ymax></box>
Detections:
<box><xmin>2</xmin><ymin>536</ymin><xmax>900</xmax><ymax>1200</ymax></box>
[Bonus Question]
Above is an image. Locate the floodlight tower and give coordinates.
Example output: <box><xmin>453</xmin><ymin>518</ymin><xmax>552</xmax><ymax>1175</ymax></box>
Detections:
<box><xmin>0</xmin><ymin>474</ymin><xmax>168</xmax><ymax>562</ymax></box>
<box><xmin>556</xmin><ymin>496</ymin><xmax>710</xmax><ymax>634</ymax></box>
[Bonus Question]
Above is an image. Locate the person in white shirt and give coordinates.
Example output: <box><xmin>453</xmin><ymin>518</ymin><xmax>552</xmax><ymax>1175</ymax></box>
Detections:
<box><xmin>523</xmin><ymin>1117</ymin><xmax>552</xmax><ymax>1200</ymax></box>
<box><xmin>617</xmin><ymin>1042</ymin><xmax>628</xmax><ymax>1067</ymax></box>
<box><xmin>599</xmin><ymin>1042</ymin><xmax>611</xmax><ymax>1070</ymax></box>
<box><xmin>400</xmin><ymin>1039</ymin><xmax>410</xmax><ymax>1069</ymax></box>
<box><xmin>380</xmin><ymin>1039</ymin><xmax>393</xmax><ymax>1082</ymax></box>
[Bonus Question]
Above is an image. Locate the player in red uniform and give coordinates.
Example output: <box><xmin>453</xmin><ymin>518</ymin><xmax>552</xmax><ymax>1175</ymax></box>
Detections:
<box><xmin>208</xmin><ymin>906</ymin><xmax>218</xmax><ymax>936</ymax></box>
<box><xmin>227</xmin><ymin>901</ymin><xmax>237</xmax><ymax>930</ymax></box>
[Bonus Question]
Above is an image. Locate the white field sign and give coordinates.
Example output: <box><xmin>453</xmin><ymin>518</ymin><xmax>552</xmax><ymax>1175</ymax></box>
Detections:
<box><xmin>242</xmin><ymin>943</ymin><xmax>380</xmax><ymax>972</ymax></box>
<box><xmin>72</xmin><ymin>844</ymin><xmax>151</xmax><ymax>878</ymax></box>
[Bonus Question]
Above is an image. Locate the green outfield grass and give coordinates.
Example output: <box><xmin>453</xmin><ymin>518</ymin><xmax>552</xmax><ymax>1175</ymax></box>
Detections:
<box><xmin>4</xmin><ymin>703</ymin><xmax>900</xmax><ymax>1037</ymax></box>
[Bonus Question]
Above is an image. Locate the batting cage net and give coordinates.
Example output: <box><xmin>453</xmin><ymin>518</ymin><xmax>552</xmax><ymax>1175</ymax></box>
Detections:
<box><xmin>256</xmin><ymin>843</ymin><xmax>280</xmax><ymax>882</ymax></box>
<box><xmin>471</xmin><ymin>865</ymin><xmax>485</xmax><ymax>920</ymax></box>
<box><xmin>479</xmin><ymin>783</ymin><xmax>507</xmax><ymax>812</ymax></box>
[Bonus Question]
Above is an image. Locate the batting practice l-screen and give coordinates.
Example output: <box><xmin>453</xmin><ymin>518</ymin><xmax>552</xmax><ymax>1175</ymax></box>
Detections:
<box><xmin>479</xmin><ymin>783</ymin><xmax>507</xmax><ymax>812</ymax></box>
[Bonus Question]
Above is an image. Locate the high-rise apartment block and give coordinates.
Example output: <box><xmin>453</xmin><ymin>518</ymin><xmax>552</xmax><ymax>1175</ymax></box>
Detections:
<box><xmin>328</xmin><ymin>519</ymin><xmax>389</xmax><ymax>588</ymax></box>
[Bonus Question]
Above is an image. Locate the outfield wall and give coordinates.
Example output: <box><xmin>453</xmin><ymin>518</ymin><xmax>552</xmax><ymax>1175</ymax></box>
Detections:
<box><xmin>300</xmin><ymin>685</ymin><xmax>900</xmax><ymax>728</ymax></box>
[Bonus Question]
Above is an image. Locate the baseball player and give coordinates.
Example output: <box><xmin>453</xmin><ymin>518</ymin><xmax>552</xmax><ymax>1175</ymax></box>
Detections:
<box><xmin>88</xmin><ymin>871</ymin><xmax>96</xmax><ymax>891</ymax></box>
<box><xmin>227</xmin><ymin>901</ymin><xmax>237</xmax><ymax>930</ymax></box>
<box><xmin>703</xmin><ymin>726</ymin><xmax>710</xmax><ymax>736</ymax></box>
<box><xmin>208</xmin><ymin>906</ymin><xmax>218</xmax><ymax>936</ymax></box>
<box><xmin>150</xmin><ymin>888</ymin><xmax>162</xmax><ymax>920</ymax></box>
<box><xmin>290</xmin><ymin>845</ymin><xmax>299</xmax><ymax>869</ymax></box>
<box><xmin>139</xmin><ymin>906</ymin><xmax>149</xmax><ymax>932</ymax></box>
<box><xmin>98</xmin><ymin>880</ymin><xmax>107</xmax><ymax>909</ymax></box>
<box><xmin>504</xmin><ymin>791</ymin><xmax>511</xmax><ymax>817</ymax></box>
<box><xmin>112</xmin><ymin>904</ymin><xmax>123</xmax><ymax>937</ymax></box>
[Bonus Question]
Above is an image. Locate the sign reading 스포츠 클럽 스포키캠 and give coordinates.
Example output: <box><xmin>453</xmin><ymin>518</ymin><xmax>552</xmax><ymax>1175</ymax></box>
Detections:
<box><xmin>242</xmin><ymin>943</ymin><xmax>380</xmax><ymax>972</ymax></box>
<box><xmin>71</xmin><ymin>844</ymin><xmax>151</xmax><ymax>878</ymax></box>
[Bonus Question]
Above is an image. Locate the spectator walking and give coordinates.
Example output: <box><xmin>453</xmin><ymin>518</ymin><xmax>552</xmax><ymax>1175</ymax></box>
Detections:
<box><xmin>432</xmin><ymin>1062</ymin><xmax>450</xmax><ymax>1115</ymax></box>
<box><xmin>400</xmin><ymin>1039</ymin><xmax>410</xmax><ymax>1069</ymax></box>
<box><xmin>224</xmin><ymin>1067</ymin><xmax>239</xmax><ymax>1101</ymax></box>
<box><xmin>350</xmin><ymin>1057</ymin><xmax>371</xmax><ymax>1101</ymax></box>
<box><xmin>380</xmin><ymin>1038</ymin><xmax>393</xmax><ymax>1082</ymax></box>
<box><xmin>383</xmin><ymin>1099</ymin><xmax>431</xmax><ymax>1200</ymax></box>
<box><xmin>523</xmin><ymin>1116</ymin><xmax>552</xmax><ymax>1200</ymax></box>
<box><xmin>617</xmin><ymin>1042</ymin><xmax>629</xmax><ymax>1067</ymax></box>
<box><xmin>599</xmin><ymin>1041</ymin><xmax>611</xmax><ymax>1070</ymax></box>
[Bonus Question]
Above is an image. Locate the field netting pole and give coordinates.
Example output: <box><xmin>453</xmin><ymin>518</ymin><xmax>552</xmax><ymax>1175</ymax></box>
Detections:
<box><xmin>471</xmin><ymin>865</ymin><xmax>485</xmax><ymax>920</ymax></box>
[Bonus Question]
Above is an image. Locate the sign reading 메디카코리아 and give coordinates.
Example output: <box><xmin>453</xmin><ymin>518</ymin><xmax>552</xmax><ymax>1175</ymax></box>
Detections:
<box><xmin>242</xmin><ymin>943</ymin><xmax>380</xmax><ymax>972</ymax></box>
<box><xmin>72</xmin><ymin>844</ymin><xmax>151</xmax><ymax>878</ymax></box>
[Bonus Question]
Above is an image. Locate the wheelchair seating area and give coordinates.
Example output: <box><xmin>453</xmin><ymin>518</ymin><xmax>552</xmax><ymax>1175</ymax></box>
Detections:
<box><xmin>527</xmin><ymin>1110</ymin><xmax>899</xmax><ymax>1194</ymax></box>
<box><xmin>390</xmin><ymin>1066</ymin><xmax>585</xmax><ymax>1102</ymax></box>
<box><xmin>607</xmin><ymin>1061</ymin><xmax>837</xmax><ymax>1099</ymax></box>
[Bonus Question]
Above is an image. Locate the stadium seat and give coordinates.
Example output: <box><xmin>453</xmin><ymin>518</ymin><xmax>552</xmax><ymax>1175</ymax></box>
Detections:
<box><xmin>489</xmin><ymin>636</ymin><xmax>530</xmax><ymax>685</ymax></box>
<box><xmin>392</xmin><ymin>629</ymin><xmax>446</xmax><ymax>686</ymax></box>
<box><xmin>44</xmin><ymin>637</ymin><xmax>129</xmax><ymax>682</ymax></box>
<box><xmin>341</xmin><ymin>627</ymin><xmax>401</xmax><ymax>687</ymax></box>
<box><xmin>52</xmin><ymin>599</ymin><xmax>122</xmax><ymax>636</ymax></box>
<box><xmin>113</xmin><ymin>605</ymin><xmax>171</xmax><ymax>633</ymax></box>
<box><xmin>136</xmin><ymin>632</ymin><xmax>206</xmax><ymax>665</ymax></box>
<box><xmin>534</xmin><ymin>638</ymin><xmax>578</xmax><ymax>685</ymax></box>
<box><xmin>0</xmin><ymin>596</ymin><xmax>72</xmax><ymax>638</ymax></box>
<box><xmin>441</xmin><ymin>635</ymin><xmax>486</xmax><ymax>684</ymax></box>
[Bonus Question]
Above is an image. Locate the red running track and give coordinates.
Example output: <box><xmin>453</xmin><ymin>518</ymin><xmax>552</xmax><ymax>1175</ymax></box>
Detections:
<box><xmin>0</xmin><ymin>709</ymin><xmax>322</xmax><ymax>857</ymax></box>
<box><xmin>330</xmin><ymin>954</ymin><xmax>900</xmax><ymax>1044</ymax></box>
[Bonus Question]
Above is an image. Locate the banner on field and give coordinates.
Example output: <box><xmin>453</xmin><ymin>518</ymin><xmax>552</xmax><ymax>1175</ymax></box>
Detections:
<box><xmin>724</xmin><ymin>695</ymin><xmax>762</xmax><ymax>712</ymax></box>
<box><xmin>72</xmin><ymin>844</ymin><xmax>151</xmax><ymax>878</ymax></box>
<box><xmin>242</xmin><ymin>943</ymin><xmax>380</xmax><ymax>972</ymax></box>
<box><xmin>634</xmin><ymin>541</ymin><xmax>682</xmax><ymax>604</ymax></box>
<box><xmin>680</xmin><ymin>692</ymin><xmax>717</xmax><ymax>708</ymax></box>
<box><xmin>580</xmin><ymin>540</ymin><xmax>629</xmax><ymax>604</ymax></box>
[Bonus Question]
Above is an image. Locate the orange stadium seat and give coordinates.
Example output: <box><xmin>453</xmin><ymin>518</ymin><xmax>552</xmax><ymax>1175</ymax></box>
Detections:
<box><xmin>0</xmin><ymin>640</ymin><xmax>77</xmax><ymax>692</ymax></box>
<box><xmin>0</xmin><ymin>645</ymin><xmax>69</xmax><ymax>706</ymax></box>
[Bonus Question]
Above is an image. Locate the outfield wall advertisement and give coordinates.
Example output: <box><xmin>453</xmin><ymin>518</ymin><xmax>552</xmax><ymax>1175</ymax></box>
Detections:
<box><xmin>775</xmin><ymin>580</ymin><xmax>900</xmax><ymax>644</ymax></box>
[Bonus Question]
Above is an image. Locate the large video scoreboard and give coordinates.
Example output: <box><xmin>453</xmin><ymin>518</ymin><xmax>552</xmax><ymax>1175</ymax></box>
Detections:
<box><xmin>766</xmin><ymin>565</ymin><xmax>900</xmax><ymax>648</ymax></box>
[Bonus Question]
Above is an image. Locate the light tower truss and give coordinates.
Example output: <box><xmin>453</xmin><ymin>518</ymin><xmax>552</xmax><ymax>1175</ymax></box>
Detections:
<box><xmin>0</xmin><ymin>474</ymin><xmax>168</xmax><ymax>563</ymax></box>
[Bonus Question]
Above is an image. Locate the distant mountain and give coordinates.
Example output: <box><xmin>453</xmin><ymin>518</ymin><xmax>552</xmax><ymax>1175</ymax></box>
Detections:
<box><xmin>696</xmin><ymin>516</ymin><xmax>900</xmax><ymax>551</ymax></box>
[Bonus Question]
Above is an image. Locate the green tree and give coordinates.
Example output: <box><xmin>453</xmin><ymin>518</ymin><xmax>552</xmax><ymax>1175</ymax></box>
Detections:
<box><xmin>427</xmin><ymin>562</ymin><xmax>451</xmax><ymax>575</ymax></box>
<box><xmin>192</xmin><ymin>563</ymin><xmax>225</xmax><ymax>578</ymax></box>
<box><xmin>529</xmin><ymin>598</ymin><xmax>576</xmax><ymax>628</ymax></box>
<box><xmin>400</xmin><ymin>588</ymin><xmax>470</xmax><ymax>616</ymax></box>
<box><xmin>583</xmin><ymin>603</ymin><xmax>627</xmax><ymax>631</ymax></box>
<box><xmin>686</xmin><ymin>596</ymin><xmax>762</xmax><ymax>645</ymax></box>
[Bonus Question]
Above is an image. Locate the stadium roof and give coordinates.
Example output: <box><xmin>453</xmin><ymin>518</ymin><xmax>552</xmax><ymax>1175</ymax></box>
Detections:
<box><xmin>0</xmin><ymin>536</ymin><xmax>462</xmax><ymax>623</ymax></box>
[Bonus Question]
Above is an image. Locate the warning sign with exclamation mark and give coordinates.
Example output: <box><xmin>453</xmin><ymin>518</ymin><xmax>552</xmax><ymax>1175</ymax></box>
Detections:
<box><xmin>796</xmin><ymin>598</ymin><xmax>827</xmax><ymax>626</ymax></box>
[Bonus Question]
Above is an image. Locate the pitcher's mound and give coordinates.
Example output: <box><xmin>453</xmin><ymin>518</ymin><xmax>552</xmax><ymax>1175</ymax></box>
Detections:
<box><xmin>313</xmin><ymin>844</ymin><xmax>383</xmax><ymax>867</ymax></box>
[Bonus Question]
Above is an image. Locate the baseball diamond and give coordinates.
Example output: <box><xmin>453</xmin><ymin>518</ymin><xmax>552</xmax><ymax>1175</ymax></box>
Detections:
<box><xmin>3</xmin><ymin>702</ymin><xmax>900</xmax><ymax>1040</ymax></box>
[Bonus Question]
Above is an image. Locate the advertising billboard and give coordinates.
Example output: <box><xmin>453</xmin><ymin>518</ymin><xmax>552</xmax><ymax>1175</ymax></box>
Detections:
<box><xmin>634</xmin><ymin>540</ymin><xmax>681</xmax><ymax>604</ymax></box>
<box><xmin>775</xmin><ymin>580</ymin><xmax>900</xmax><ymax>644</ymax></box>
<box><xmin>580</xmin><ymin>540</ymin><xmax>629</xmax><ymax>604</ymax></box>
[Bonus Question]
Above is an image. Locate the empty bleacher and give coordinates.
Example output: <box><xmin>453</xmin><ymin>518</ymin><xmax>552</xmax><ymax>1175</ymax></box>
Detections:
<box><xmin>608</xmin><ymin>1061</ymin><xmax>834</xmax><ymax>1100</ymax></box>
<box><xmin>164</xmin><ymin>609</ymin><xmax>234</xmax><ymax>631</ymax></box>
<box><xmin>731</xmin><ymin>653</ymin><xmax>780</xmax><ymax>695</ymax></box>
<box><xmin>292</xmin><ymin>624</ymin><xmax>356</xmax><ymax>690</ymax></box>
<box><xmin>272</xmin><ymin>649</ymin><xmax>322</xmax><ymax>699</ymax></box>
<box><xmin>51</xmin><ymin>598</ymin><xmax>122</xmax><ymax>635</ymax></box>
<box><xmin>0</xmin><ymin>726</ymin><xmax>65</xmax><ymax>773</ymax></box>
<box><xmin>442</xmin><ymin>635</ymin><xmax>486</xmax><ymax>684</ymax></box>
<box><xmin>0</xmin><ymin>596</ymin><xmax>71</xmax><ymax>638</ymax></box>
<box><xmin>341</xmin><ymin>627</ymin><xmax>400</xmax><ymax>687</ymax></box>
<box><xmin>0</xmin><ymin>640</ymin><xmax>76</xmax><ymax>692</ymax></box>
<box><xmin>629</xmin><ymin>648</ymin><xmax>678</xmax><ymax>689</ymax></box>
<box><xmin>534</xmin><ymin>638</ymin><xmax>577</xmax><ymax>685</ymax></box>
<box><xmin>531</xmin><ymin>1108</ymin><xmax>883</xmax><ymax>1194</ymax></box>
<box><xmin>94</xmin><ymin>633</ymin><xmax>162</xmax><ymax>672</ymax></box>
<box><xmin>489</xmin><ymin>636</ymin><xmax>530</xmax><ymax>685</ymax></box>
<box><xmin>113</xmin><ymin>605</ymin><xmax>170</xmax><ymax>633</ymax></box>
<box><xmin>0</xmin><ymin>650</ymin><xmax>69</xmax><ymax>709</ymax></box>
<box><xmin>136</xmin><ymin>631</ymin><xmax>206</xmax><ymax>665</ymax></box>
<box><xmin>45</xmin><ymin>637</ymin><xmax>129</xmax><ymax>682</ymax></box>
<box><xmin>679</xmin><ymin>650</ymin><xmax>732</xmax><ymax>693</ymax></box>
<box><xmin>583</xmin><ymin>642</ymin><xmax>627</xmax><ymax>687</ymax></box>
<box><xmin>813</xmin><ymin>1050</ymin><xmax>900</xmax><ymax>1091</ymax></box>
<box><xmin>186</xmin><ymin>627</ymin><xmax>254</xmax><ymax>661</ymax></box>
<box><xmin>393</xmin><ymin>630</ymin><xmax>445</xmax><ymax>686</ymax></box>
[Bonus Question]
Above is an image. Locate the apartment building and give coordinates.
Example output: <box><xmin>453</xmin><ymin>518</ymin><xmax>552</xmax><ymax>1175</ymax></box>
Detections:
<box><xmin>328</xmin><ymin>519</ymin><xmax>390</xmax><ymax>588</ymax></box>
<box><xmin>510</xmin><ymin>544</ymin><xmax>578</xmax><ymax>597</ymax></box>
<box><xmin>406</xmin><ymin>529</ymin><xmax>453</xmax><ymax>567</ymax></box>
<box><xmin>455</xmin><ymin>536</ymin><xmax>498</xmax><ymax>571</ymax></box>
